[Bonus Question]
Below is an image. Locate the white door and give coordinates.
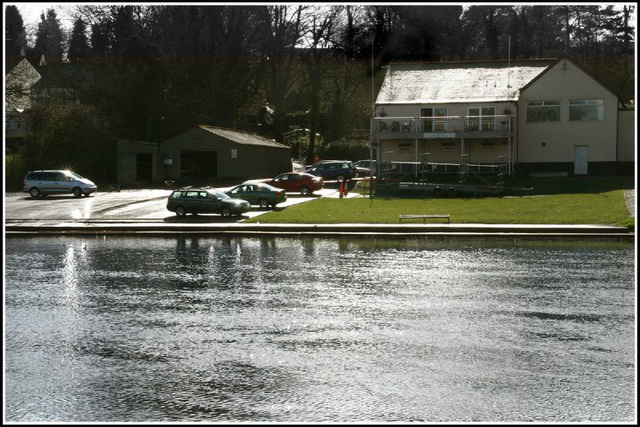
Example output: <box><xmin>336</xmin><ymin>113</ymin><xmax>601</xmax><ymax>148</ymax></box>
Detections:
<box><xmin>574</xmin><ymin>145</ymin><xmax>588</xmax><ymax>175</ymax></box>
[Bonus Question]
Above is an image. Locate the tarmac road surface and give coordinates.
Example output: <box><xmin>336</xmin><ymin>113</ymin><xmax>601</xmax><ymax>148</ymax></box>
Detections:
<box><xmin>4</xmin><ymin>183</ymin><xmax>632</xmax><ymax>240</ymax></box>
<box><xmin>4</xmin><ymin>186</ymin><xmax>356</xmax><ymax>223</ymax></box>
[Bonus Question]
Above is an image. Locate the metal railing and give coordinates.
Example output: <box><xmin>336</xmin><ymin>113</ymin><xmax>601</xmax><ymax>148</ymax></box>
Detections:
<box><xmin>380</xmin><ymin>160</ymin><xmax>507</xmax><ymax>178</ymax></box>
<box><xmin>372</xmin><ymin>115</ymin><xmax>513</xmax><ymax>134</ymax></box>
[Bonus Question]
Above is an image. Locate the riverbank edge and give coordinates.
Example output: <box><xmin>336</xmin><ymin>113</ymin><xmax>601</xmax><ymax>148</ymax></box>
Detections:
<box><xmin>4</xmin><ymin>223</ymin><xmax>635</xmax><ymax>241</ymax></box>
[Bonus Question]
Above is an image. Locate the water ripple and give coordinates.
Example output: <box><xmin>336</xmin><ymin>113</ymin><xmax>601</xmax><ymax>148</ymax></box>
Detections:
<box><xmin>4</xmin><ymin>237</ymin><xmax>635</xmax><ymax>423</ymax></box>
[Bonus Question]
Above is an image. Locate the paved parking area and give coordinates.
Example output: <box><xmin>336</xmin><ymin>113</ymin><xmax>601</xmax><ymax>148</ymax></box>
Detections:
<box><xmin>5</xmin><ymin>185</ymin><xmax>633</xmax><ymax>240</ymax></box>
<box><xmin>4</xmin><ymin>185</ymin><xmax>361</xmax><ymax>224</ymax></box>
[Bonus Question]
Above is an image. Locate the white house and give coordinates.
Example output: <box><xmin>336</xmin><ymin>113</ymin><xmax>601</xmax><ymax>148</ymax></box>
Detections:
<box><xmin>371</xmin><ymin>57</ymin><xmax>634</xmax><ymax>177</ymax></box>
<box><xmin>5</xmin><ymin>54</ymin><xmax>42</xmax><ymax>138</ymax></box>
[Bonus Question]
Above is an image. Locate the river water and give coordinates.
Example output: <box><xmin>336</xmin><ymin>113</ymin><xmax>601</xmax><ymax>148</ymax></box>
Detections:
<box><xmin>4</xmin><ymin>236</ymin><xmax>636</xmax><ymax>423</ymax></box>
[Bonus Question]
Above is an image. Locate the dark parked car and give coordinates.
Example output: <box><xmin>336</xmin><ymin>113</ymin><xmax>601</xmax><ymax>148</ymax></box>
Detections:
<box><xmin>167</xmin><ymin>188</ymin><xmax>250</xmax><ymax>217</ymax></box>
<box><xmin>226</xmin><ymin>183</ymin><xmax>287</xmax><ymax>208</ymax></box>
<box><xmin>354</xmin><ymin>160</ymin><xmax>377</xmax><ymax>176</ymax></box>
<box><xmin>306</xmin><ymin>160</ymin><xmax>357</xmax><ymax>181</ymax></box>
<box><xmin>265</xmin><ymin>172</ymin><xmax>323</xmax><ymax>195</ymax></box>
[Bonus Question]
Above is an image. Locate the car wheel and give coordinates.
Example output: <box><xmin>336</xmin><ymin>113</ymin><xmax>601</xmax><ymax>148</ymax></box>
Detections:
<box><xmin>175</xmin><ymin>206</ymin><xmax>186</xmax><ymax>217</ymax></box>
<box><xmin>300</xmin><ymin>186</ymin><xmax>310</xmax><ymax>195</ymax></box>
<box><xmin>258</xmin><ymin>198</ymin><xmax>270</xmax><ymax>209</ymax></box>
<box><xmin>73</xmin><ymin>187</ymin><xmax>83</xmax><ymax>198</ymax></box>
<box><xmin>29</xmin><ymin>187</ymin><xmax>41</xmax><ymax>198</ymax></box>
<box><xmin>221</xmin><ymin>207</ymin><xmax>232</xmax><ymax>217</ymax></box>
<box><xmin>447</xmin><ymin>188</ymin><xmax>458</xmax><ymax>197</ymax></box>
<box><xmin>434</xmin><ymin>187</ymin><xmax>443</xmax><ymax>197</ymax></box>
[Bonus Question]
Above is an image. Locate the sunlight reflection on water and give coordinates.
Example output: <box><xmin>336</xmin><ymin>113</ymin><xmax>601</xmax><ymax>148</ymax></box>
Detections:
<box><xmin>4</xmin><ymin>236</ymin><xmax>636</xmax><ymax>423</ymax></box>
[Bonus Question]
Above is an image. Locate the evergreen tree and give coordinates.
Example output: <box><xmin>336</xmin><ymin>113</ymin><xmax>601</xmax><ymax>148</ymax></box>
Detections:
<box><xmin>461</xmin><ymin>6</ymin><xmax>507</xmax><ymax>60</ymax></box>
<box><xmin>90</xmin><ymin>22</ymin><xmax>112</xmax><ymax>59</ymax></box>
<box><xmin>67</xmin><ymin>18</ymin><xmax>91</xmax><ymax>63</ymax></box>
<box><xmin>5</xmin><ymin>5</ymin><xmax>27</xmax><ymax>65</ymax></box>
<box><xmin>111</xmin><ymin>5</ymin><xmax>158</xmax><ymax>62</ymax></box>
<box><xmin>33</xmin><ymin>9</ymin><xmax>65</xmax><ymax>64</ymax></box>
<box><xmin>383</xmin><ymin>6</ymin><xmax>464</xmax><ymax>62</ymax></box>
<box><xmin>510</xmin><ymin>6</ymin><xmax>565</xmax><ymax>59</ymax></box>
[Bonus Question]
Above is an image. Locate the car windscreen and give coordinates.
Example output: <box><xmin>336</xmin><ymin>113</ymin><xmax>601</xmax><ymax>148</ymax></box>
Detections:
<box><xmin>259</xmin><ymin>184</ymin><xmax>280</xmax><ymax>192</ymax></box>
<box><xmin>211</xmin><ymin>191</ymin><xmax>230</xmax><ymax>199</ymax></box>
<box><xmin>66</xmin><ymin>171</ymin><xmax>84</xmax><ymax>180</ymax></box>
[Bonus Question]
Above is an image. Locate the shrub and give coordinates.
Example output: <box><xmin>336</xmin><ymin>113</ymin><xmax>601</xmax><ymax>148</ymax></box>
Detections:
<box><xmin>5</xmin><ymin>149</ymin><xmax>26</xmax><ymax>191</ymax></box>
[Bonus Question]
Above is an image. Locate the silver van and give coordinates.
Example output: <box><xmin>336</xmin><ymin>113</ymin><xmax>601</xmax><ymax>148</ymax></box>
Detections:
<box><xmin>23</xmin><ymin>170</ymin><xmax>98</xmax><ymax>198</ymax></box>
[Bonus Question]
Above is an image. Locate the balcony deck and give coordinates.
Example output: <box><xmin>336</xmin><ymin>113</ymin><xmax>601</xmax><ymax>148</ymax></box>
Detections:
<box><xmin>371</xmin><ymin>115</ymin><xmax>513</xmax><ymax>140</ymax></box>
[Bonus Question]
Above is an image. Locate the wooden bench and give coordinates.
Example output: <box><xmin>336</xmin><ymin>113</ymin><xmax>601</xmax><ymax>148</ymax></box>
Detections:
<box><xmin>398</xmin><ymin>214</ymin><xmax>450</xmax><ymax>224</ymax></box>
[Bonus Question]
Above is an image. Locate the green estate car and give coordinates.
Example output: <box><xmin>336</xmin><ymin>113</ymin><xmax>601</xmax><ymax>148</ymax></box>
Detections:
<box><xmin>226</xmin><ymin>182</ymin><xmax>287</xmax><ymax>208</ymax></box>
<box><xmin>167</xmin><ymin>188</ymin><xmax>250</xmax><ymax>217</ymax></box>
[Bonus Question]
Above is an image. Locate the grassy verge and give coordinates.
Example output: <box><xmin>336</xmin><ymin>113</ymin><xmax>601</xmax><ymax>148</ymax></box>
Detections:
<box><xmin>245</xmin><ymin>177</ymin><xmax>634</xmax><ymax>228</ymax></box>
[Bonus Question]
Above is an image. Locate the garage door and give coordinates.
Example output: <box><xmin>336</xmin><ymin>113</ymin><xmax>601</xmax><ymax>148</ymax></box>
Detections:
<box><xmin>136</xmin><ymin>153</ymin><xmax>153</xmax><ymax>182</ymax></box>
<box><xmin>181</xmin><ymin>151</ymin><xmax>218</xmax><ymax>179</ymax></box>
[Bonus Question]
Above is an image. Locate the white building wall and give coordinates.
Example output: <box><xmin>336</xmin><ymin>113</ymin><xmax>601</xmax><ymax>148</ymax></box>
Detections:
<box><xmin>617</xmin><ymin>109</ymin><xmax>635</xmax><ymax>162</ymax></box>
<box><xmin>517</xmin><ymin>59</ymin><xmax>618</xmax><ymax>164</ymax></box>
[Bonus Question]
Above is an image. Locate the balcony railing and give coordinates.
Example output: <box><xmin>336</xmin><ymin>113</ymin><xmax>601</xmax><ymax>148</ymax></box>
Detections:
<box><xmin>371</xmin><ymin>115</ymin><xmax>513</xmax><ymax>137</ymax></box>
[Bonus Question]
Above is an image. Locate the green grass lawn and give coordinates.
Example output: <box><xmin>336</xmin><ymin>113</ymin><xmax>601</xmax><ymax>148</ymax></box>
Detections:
<box><xmin>244</xmin><ymin>177</ymin><xmax>634</xmax><ymax>228</ymax></box>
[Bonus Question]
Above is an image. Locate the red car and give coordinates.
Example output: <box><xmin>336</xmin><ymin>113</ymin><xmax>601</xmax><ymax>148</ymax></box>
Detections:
<box><xmin>266</xmin><ymin>172</ymin><xmax>324</xmax><ymax>195</ymax></box>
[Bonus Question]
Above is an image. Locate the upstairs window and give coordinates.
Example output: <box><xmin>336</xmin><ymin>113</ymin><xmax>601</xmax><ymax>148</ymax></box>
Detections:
<box><xmin>467</xmin><ymin>107</ymin><xmax>495</xmax><ymax>131</ymax></box>
<box><xmin>421</xmin><ymin>107</ymin><xmax>447</xmax><ymax>132</ymax></box>
<box><xmin>526</xmin><ymin>100</ymin><xmax>560</xmax><ymax>122</ymax></box>
<box><xmin>570</xmin><ymin>99</ymin><xmax>604</xmax><ymax>121</ymax></box>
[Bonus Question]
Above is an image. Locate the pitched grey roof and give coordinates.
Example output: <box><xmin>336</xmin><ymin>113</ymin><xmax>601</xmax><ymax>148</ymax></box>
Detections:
<box><xmin>376</xmin><ymin>60</ymin><xmax>556</xmax><ymax>105</ymax></box>
<box><xmin>199</xmin><ymin>125</ymin><xmax>289</xmax><ymax>149</ymax></box>
<box><xmin>31</xmin><ymin>64</ymin><xmax>92</xmax><ymax>90</ymax></box>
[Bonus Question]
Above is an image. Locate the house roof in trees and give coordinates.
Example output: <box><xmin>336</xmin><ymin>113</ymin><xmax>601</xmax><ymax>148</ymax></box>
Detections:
<box><xmin>31</xmin><ymin>64</ymin><xmax>92</xmax><ymax>90</ymax></box>
<box><xmin>5</xmin><ymin>57</ymin><xmax>42</xmax><ymax>111</ymax></box>
<box><xmin>376</xmin><ymin>59</ymin><xmax>557</xmax><ymax>105</ymax></box>
<box><xmin>199</xmin><ymin>125</ymin><xmax>289</xmax><ymax>149</ymax></box>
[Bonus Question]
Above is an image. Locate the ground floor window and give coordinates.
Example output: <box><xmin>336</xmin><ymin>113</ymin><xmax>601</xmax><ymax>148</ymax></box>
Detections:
<box><xmin>442</xmin><ymin>142</ymin><xmax>457</xmax><ymax>152</ymax></box>
<box><xmin>480</xmin><ymin>140</ymin><xmax>495</xmax><ymax>150</ymax></box>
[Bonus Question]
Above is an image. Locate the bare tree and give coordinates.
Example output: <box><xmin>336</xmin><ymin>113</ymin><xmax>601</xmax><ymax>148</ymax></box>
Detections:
<box><xmin>297</xmin><ymin>5</ymin><xmax>340</xmax><ymax>163</ymax></box>
<box><xmin>257</xmin><ymin>5</ymin><xmax>308</xmax><ymax>141</ymax></box>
